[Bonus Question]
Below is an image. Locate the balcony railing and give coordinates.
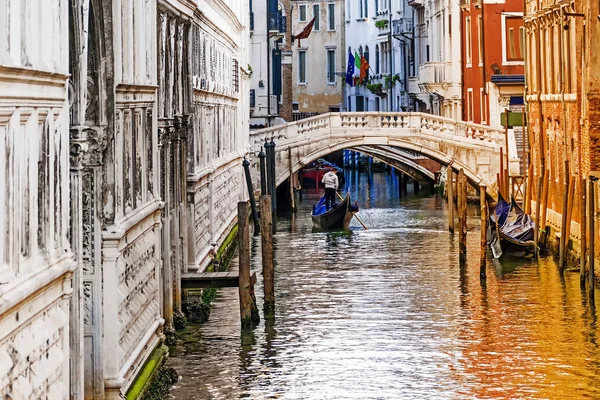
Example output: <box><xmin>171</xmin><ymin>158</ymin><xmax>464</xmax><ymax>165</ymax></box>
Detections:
<box><xmin>418</xmin><ymin>62</ymin><xmax>450</xmax><ymax>85</ymax></box>
<box><xmin>392</xmin><ymin>18</ymin><xmax>413</xmax><ymax>36</ymax></box>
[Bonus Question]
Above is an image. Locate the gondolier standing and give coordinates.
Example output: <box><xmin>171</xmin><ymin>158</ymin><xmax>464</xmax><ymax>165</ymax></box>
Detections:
<box><xmin>321</xmin><ymin>168</ymin><xmax>339</xmax><ymax>211</ymax></box>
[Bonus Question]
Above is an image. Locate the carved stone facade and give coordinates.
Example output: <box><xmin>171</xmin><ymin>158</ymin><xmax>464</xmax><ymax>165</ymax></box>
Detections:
<box><xmin>1</xmin><ymin>0</ymin><xmax>250</xmax><ymax>399</ymax></box>
<box><xmin>0</xmin><ymin>0</ymin><xmax>75</xmax><ymax>399</ymax></box>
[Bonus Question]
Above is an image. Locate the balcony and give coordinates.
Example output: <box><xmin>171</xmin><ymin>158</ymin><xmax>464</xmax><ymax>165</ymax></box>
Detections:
<box><xmin>418</xmin><ymin>62</ymin><xmax>450</xmax><ymax>85</ymax></box>
<box><xmin>268</xmin><ymin>12</ymin><xmax>286</xmax><ymax>35</ymax></box>
<box><xmin>417</xmin><ymin>62</ymin><xmax>451</xmax><ymax>97</ymax></box>
<box><xmin>392</xmin><ymin>18</ymin><xmax>413</xmax><ymax>37</ymax></box>
<box><xmin>407</xmin><ymin>0</ymin><xmax>424</xmax><ymax>7</ymax></box>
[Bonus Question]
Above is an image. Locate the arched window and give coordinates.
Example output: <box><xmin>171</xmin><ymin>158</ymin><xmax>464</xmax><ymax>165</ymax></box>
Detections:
<box><xmin>375</xmin><ymin>45</ymin><xmax>380</xmax><ymax>74</ymax></box>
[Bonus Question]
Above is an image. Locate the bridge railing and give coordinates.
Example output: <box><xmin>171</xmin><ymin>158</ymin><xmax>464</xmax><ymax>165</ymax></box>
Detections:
<box><xmin>249</xmin><ymin>112</ymin><xmax>505</xmax><ymax>148</ymax></box>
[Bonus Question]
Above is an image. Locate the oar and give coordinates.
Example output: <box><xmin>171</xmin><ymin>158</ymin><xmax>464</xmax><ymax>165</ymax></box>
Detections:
<box><xmin>336</xmin><ymin>192</ymin><xmax>368</xmax><ymax>230</ymax></box>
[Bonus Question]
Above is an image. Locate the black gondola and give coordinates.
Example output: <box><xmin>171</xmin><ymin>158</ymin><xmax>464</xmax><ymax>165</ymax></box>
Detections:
<box><xmin>489</xmin><ymin>194</ymin><xmax>535</xmax><ymax>258</ymax></box>
<box><xmin>311</xmin><ymin>193</ymin><xmax>352</xmax><ymax>229</ymax></box>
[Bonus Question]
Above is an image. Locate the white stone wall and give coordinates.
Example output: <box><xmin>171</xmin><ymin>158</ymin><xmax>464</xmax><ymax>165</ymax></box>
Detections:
<box><xmin>1</xmin><ymin>0</ymin><xmax>251</xmax><ymax>398</ymax></box>
<box><xmin>0</xmin><ymin>0</ymin><xmax>75</xmax><ymax>398</ymax></box>
<box><xmin>186</xmin><ymin>0</ymin><xmax>250</xmax><ymax>272</ymax></box>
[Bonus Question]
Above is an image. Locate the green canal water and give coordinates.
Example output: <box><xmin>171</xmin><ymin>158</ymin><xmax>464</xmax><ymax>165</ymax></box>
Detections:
<box><xmin>166</xmin><ymin>170</ymin><xmax>600</xmax><ymax>399</ymax></box>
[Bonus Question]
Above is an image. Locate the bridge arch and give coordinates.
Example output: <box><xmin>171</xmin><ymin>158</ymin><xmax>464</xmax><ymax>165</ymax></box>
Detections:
<box><xmin>274</xmin><ymin>137</ymin><xmax>498</xmax><ymax>199</ymax></box>
<box><xmin>250</xmin><ymin>112</ymin><xmax>503</xmax><ymax>200</ymax></box>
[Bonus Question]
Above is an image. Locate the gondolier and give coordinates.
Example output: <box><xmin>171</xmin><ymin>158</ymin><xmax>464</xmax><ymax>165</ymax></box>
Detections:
<box><xmin>321</xmin><ymin>168</ymin><xmax>339</xmax><ymax>211</ymax></box>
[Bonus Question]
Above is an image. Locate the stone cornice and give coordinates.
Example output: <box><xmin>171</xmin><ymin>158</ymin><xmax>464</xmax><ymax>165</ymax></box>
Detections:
<box><xmin>194</xmin><ymin>10</ymin><xmax>240</xmax><ymax>51</ymax></box>
<box><xmin>204</xmin><ymin>0</ymin><xmax>244</xmax><ymax>32</ymax></box>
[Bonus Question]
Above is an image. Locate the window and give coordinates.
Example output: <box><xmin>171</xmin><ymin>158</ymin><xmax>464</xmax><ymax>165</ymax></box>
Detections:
<box><xmin>480</xmin><ymin>89</ymin><xmax>487</xmax><ymax>124</ymax></box>
<box><xmin>359</xmin><ymin>0</ymin><xmax>367</xmax><ymax>19</ymax></box>
<box><xmin>478</xmin><ymin>16</ymin><xmax>483</xmax><ymax>66</ymax></box>
<box><xmin>327</xmin><ymin>49</ymin><xmax>336</xmax><ymax>83</ymax></box>
<box><xmin>299</xmin><ymin>4</ymin><xmax>306</xmax><ymax>22</ymax></box>
<box><xmin>292</xmin><ymin>102</ymin><xmax>299</xmax><ymax>111</ymax></box>
<box><xmin>298</xmin><ymin>50</ymin><xmax>306</xmax><ymax>83</ymax></box>
<box><xmin>313</xmin><ymin>4</ymin><xmax>320</xmax><ymax>30</ymax></box>
<box><xmin>375</xmin><ymin>45</ymin><xmax>380</xmax><ymax>74</ymax></box>
<box><xmin>364</xmin><ymin>46</ymin><xmax>370</xmax><ymax>78</ymax></box>
<box><xmin>380</xmin><ymin>41</ymin><xmax>389</xmax><ymax>74</ymax></box>
<box><xmin>328</xmin><ymin>3</ymin><xmax>335</xmax><ymax>30</ymax></box>
<box><xmin>467</xmin><ymin>89</ymin><xmax>474</xmax><ymax>122</ymax></box>
<box><xmin>502</xmin><ymin>13</ymin><xmax>525</xmax><ymax>65</ymax></box>
<box><xmin>465</xmin><ymin>16</ymin><xmax>472</xmax><ymax>66</ymax></box>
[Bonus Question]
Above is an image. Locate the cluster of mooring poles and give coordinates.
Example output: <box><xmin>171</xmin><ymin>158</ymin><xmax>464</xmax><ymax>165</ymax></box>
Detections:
<box><xmin>446</xmin><ymin>168</ymin><xmax>488</xmax><ymax>281</ymax></box>
<box><xmin>239</xmin><ymin>139</ymin><xmax>279</xmax><ymax>327</ymax></box>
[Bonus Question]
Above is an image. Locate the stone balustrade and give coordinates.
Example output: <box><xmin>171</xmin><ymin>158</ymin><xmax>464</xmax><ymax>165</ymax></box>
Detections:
<box><xmin>249</xmin><ymin>112</ymin><xmax>506</xmax><ymax>197</ymax></box>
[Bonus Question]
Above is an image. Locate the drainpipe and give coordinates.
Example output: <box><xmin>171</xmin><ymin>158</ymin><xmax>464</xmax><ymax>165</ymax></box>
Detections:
<box><xmin>389</xmin><ymin>4</ymin><xmax>393</xmax><ymax>111</ymax></box>
<box><xmin>266</xmin><ymin>0</ymin><xmax>271</xmax><ymax>126</ymax></box>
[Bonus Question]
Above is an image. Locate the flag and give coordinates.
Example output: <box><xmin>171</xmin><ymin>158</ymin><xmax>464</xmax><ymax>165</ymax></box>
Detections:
<box><xmin>359</xmin><ymin>55</ymin><xmax>369</xmax><ymax>79</ymax></box>
<box><xmin>292</xmin><ymin>17</ymin><xmax>316</xmax><ymax>46</ymax></box>
<box><xmin>345</xmin><ymin>51</ymin><xmax>355</xmax><ymax>86</ymax></box>
<box><xmin>354</xmin><ymin>51</ymin><xmax>361</xmax><ymax>70</ymax></box>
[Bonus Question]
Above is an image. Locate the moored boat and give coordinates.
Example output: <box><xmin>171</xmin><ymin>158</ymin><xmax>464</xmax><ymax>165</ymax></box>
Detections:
<box><xmin>489</xmin><ymin>194</ymin><xmax>535</xmax><ymax>258</ymax></box>
<box><xmin>311</xmin><ymin>193</ymin><xmax>352</xmax><ymax>229</ymax></box>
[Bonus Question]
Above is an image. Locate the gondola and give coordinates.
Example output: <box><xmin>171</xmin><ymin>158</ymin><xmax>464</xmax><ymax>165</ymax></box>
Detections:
<box><xmin>489</xmin><ymin>194</ymin><xmax>535</xmax><ymax>258</ymax></box>
<box><xmin>311</xmin><ymin>193</ymin><xmax>352</xmax><ymax>229</ymax></box>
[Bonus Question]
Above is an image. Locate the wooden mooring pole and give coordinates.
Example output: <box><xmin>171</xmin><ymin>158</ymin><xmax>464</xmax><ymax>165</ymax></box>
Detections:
<box><xmin>480</xmin><ymin>185</ymin><xmax>487</xmax><ymax>279</ymax></box>
<box><xmin>525</xmin><ymin>164</ymin><xmax>534</xmax><ymax>214</ymax></box>
<box><xmin>260</xmin><ymin>195</ymin><xmax>275</xmax><ymax>318</ymax></box>
<box><xmin>458</xmin><ymin>169</ymin><xmax>467</xmax><ymax>265</ymax></box>
<box><xmin>559</xmin><ymin>171</ymin><xmax>570</xmax><ymax>271</ymax></box>
<box><xmin>447</xmin><ymin>168</ymin><xmax>454</xmax><ymax>233</ymax></box>
<box><xmin>581</xmin><ymin>177</ymin><xmax>587</xmax><ymax>288</ymax></box>
<box><xmin>589</xmin><ymin>177</ymin><xmax>598</xmax><ymax>303</ymax></box>
<box><xmin>238</xmin><ymin>202</ymin><xmax>260</xmax><ymax>328</ymax></box>
<box><xmin>534</xmin><ymin>174</ymin><xmax>542</xmax><ymax>259</ymax></box>
<box><xmin>288</xmin><ymin>148</ymin><xmax>296</xmax><ymax>212</ymax></box>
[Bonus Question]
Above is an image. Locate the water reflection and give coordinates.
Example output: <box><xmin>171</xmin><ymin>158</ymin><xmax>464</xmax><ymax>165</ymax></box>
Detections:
<box><xmin>167</xmin><ymin>171</ymin><xmax>600</xmax><ymax>399</ymax></box>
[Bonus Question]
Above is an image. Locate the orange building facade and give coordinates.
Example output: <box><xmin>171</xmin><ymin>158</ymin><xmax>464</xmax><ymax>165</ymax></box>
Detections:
<box><xmin>461</xmin><ymin>0</ymin><xmax>525</xmax><ymax>128</ymax></box>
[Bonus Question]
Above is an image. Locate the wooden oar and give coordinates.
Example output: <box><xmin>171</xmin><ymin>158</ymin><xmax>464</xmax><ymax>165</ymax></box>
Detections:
<box><xmin>336</xmin><ymin>192</ymin><xmax>368</xmax><ymax>230</ymax></box>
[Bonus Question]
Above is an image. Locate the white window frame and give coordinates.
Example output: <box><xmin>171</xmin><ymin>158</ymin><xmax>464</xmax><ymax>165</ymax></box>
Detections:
<box><xmin>467</xmin><ymin>88</ymin><xmax>474</xmax><ymax>122</ymax></box>
<box><xmin>478</xmin><ymin>16</ymin><xmax>483</xmax><ymax>67</ymax></box>
<box><xmin>298</xmin><ymin>49</ymin><xmax>307</xmax><ymax>84</ymax></box>
<box><xmin>327</xmin><ymin>3</ymin><xmax>336</xmax><ymax>31</ymax></box>
<box><xmin>501</xmin><ymin>12</ymin><xmax>525</xmax><ymax>66</ymax></box>
<box><xmin>480</xmin><ymin>88</ymin><xmax>487</xmax><ymax>124</ymax></box>
<box><xmin>465</xmin><ymin>16</ymin><xmax>472</xmax><ymax>67</ymax></box>
<box><xmin>326</xmin><ymin>48</ymin><xmax>336</xmax><ymax>84</ymax></box>
<box><xmin>298</xmin><ymin>4</ymin><xmax>307</xmax><ymax>22</ymax></box>
<box><xmin>313</xmin><ymin>4</ymin><xmax>320</xmax><ymax>31</ymax></box>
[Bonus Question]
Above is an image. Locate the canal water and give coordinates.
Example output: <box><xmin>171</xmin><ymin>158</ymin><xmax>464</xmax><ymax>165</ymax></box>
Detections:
<box><xmin>167</xmin><ymin>170</ymin><xmax>600</xmax><ymax>399</ymax></box>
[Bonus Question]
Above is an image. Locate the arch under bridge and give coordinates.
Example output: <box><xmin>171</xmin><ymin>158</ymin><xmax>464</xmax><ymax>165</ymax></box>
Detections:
<box><xmin>249</xmin><ymin>112</ymin><xmax>509</xmax><ymax>199</ymax></box>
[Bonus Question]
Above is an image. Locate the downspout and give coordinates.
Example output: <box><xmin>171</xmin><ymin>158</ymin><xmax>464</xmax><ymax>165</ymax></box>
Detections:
<box><xmin>389</xmin><ymin>4</ymin><xmax>393</xmax><ymax>111</ymax></box>
<box><xmin>460</xmin><ymin>4</ymin><xmax>465</xmax><ymax>121</ymax></box>
<box><xmin>481</xmin><ymin>1</ymin><xmax>486</xmax><ymax>96</ymax></box>
<box><xmin>266</xmin><ymin>0</ymin><xmax>271</xmax><ymax>126</ymax></box>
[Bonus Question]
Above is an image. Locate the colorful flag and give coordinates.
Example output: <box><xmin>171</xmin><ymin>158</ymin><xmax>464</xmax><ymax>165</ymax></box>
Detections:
<box><xmin>354</xmin><ymin>51</ymin><xmax>361</xmax><ymax>70</ymax></box>
<box><xmin>293</xmin><ymin>17</ymin><xmax>316</xmax><ymax>46</ymax></box>
<box><xmin>346</xmin><ymin>51</ymin><xmax>355</xmax><ymax>86</ymax></box>
<box><xmin>359</xmin><ymin>55</ymin><xmax>370</xmax><ymax>79</ymax></box>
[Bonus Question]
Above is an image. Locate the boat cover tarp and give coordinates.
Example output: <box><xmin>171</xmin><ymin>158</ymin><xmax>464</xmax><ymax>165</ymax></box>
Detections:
<box><xmin>312</xmin><ymin>196</ymin><xmax>339</xmax><ymax>216</ymax></box>
<box><xmin>500</xmin><ymin>198</ymin><xmax>535</xmax><ymax>244</ymax></box>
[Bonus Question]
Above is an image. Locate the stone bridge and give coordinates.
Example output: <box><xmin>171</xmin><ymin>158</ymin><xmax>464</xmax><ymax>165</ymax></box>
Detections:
<box><xmin>249</xmin><ymin>112</ymin><xmax>508</xmax><ymax>198</ymax></box>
